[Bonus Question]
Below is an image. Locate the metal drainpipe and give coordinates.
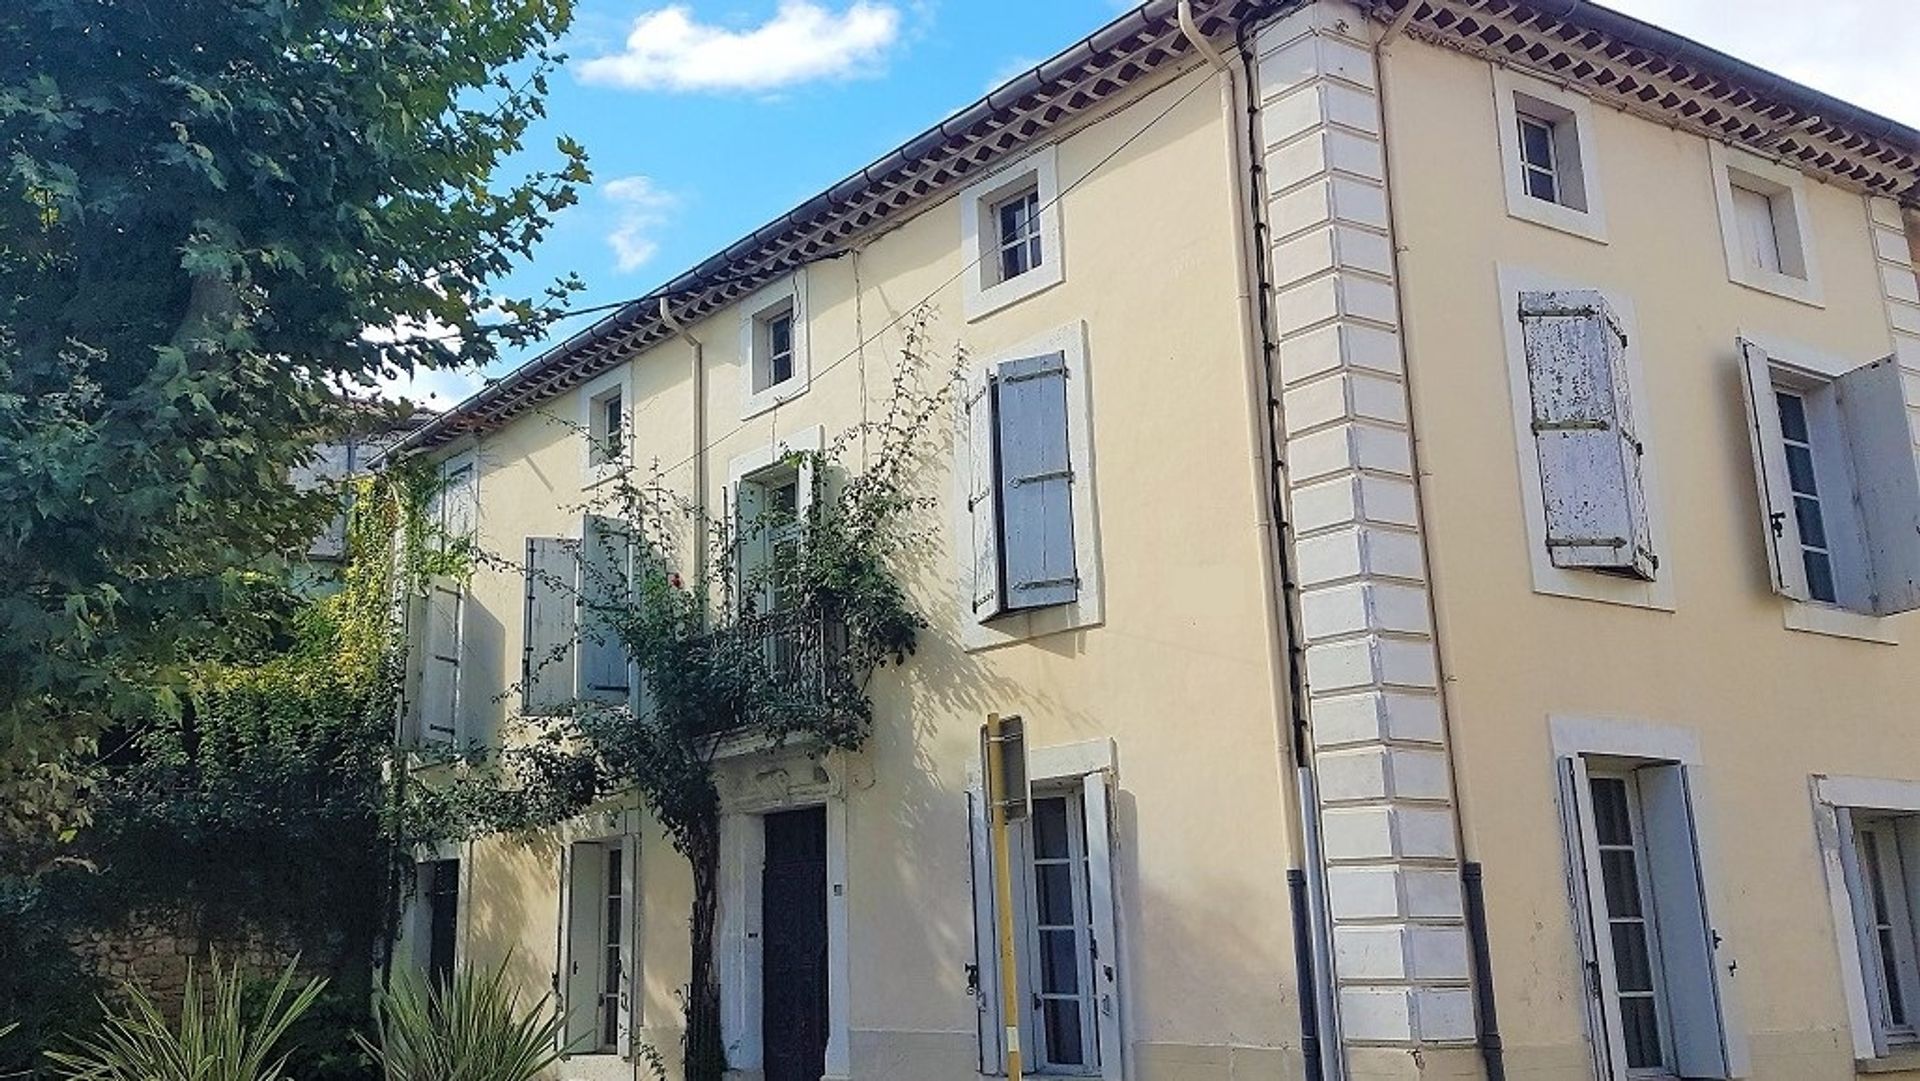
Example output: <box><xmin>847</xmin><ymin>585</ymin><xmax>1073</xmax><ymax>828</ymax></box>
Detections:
<box><xmin>1364</xmin><ymin>5</ymin><xmax>1506</xmax><ymax>1078</ymax></box>
<box><xmin>660</xmin><ymin>298</ymin><xmax>708</xmax><ymax>593</ymax></box>
<box><xmin>1178</xmin><ymin>3</ymin><xmax>1341</xmax><ymax>1078</ymax></box>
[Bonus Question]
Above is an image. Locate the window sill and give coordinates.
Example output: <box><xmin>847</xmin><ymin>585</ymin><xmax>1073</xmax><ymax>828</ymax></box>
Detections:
<box><xmin>1506</xmin><ymin>196</ymin><xmax>1608</xmax><ymax>245</ymax></box>
<box><xmin>962</xmin><ymin>599</ymin><xmax>1103</xmax><ymax>652</ymax></box>
<box><xmin>1728</xmin><ymin>265</ymin><xmax>1824</xmax><ymax>309</ymax></box>
<box><xmin>1783</xmin><ymin>600</ymin><xmax>1900</xmax><ymax>645</ymax></box>
<box><xmin>740</xmin><ymin>378</ymin><xmax>808</xmax><ymax>421</ymax></box>
<box><xmin>963</xmin><ymin>262</ymin><xmax>1064</xmax><ymax>322</ymax></box>
<box><xmin>1859</xmin><ymin>1048</ymin><xmax>1920</xmax><ymax>1075</ymax></box>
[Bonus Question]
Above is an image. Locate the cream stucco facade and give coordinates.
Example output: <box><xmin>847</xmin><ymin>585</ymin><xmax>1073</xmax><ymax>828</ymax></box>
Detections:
<box><xmin>386</xmin><ymin>3</ymin><xmax>1920</xmax><ymax>1081</ymax></box>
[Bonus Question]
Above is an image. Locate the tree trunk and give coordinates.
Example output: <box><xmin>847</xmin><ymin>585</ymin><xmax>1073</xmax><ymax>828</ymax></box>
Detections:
<box><xmin>685</xmin><ymin>809</ymin><xmax>726</xmax><ymax>1081</ymax></box>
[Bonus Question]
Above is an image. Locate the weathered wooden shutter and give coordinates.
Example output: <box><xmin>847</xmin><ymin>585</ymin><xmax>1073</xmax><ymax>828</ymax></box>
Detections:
<box><xmin>616</xmin><ymin>835</ymin><xmax>638</xmax><ymax>1058</ymax></box>
<box><xmin>418</xmin><ymin>575</ymin><xmax>463</xmax><ymax>743</ymax></box>
<box><xmin>1736</xmin><ymin>339</ymin><xmax>1812</xmax><ymax>601</ymax></box>
<box><xmin>1518</xmin><ymin>291</ymin><xmax>1656</xmax><ymax>578</ymax></box>
<box><xmin>996</xmin><ymin>353</ymin><xmax>1079</xmax><ymax>609</ymax></box>
<box><xmin>1835</xmin><ymin>808</ymin><xmax>1891</xmax><ymax>1057</ymax></box>
<box><xmin>967</xmin><ymin>787</ymin><xmax>1006</xmax><ymax>1074</ymax></box>
<box><xmin>523</xmin><ymin>536</ymin><xmax>577</xmax><ymax>715</ymax></box>
<box><xmin>577</xmin><ymin>517</ymin><xmax>633</xmax><ymax>704</ymax></box>
<box><xmin>1836</xmin><ymin>356</ymin><xmax>1920</xmax><ymax>614</ymax></box>
<box><xmin>964</xmin><ymin>376</ymin><xmax>1005</xmax><ymax>620</ymax></box>
<box><xmin>562</xmin><ymin>842</ymin><xmax>604</xmax><ymax>1054</ymax></box>
<box><xmin>1639</xmin><ymin>765</ymin><xmax>1746</xmax><ymax>1078</ymax></box>
<box><xmin>1082</xmin><ymin>773</ymin><xmax>1125</xmax><ymax>1081</ymax></box>
<box><xmin>1557</xmin><ymin>756</ymin><xmax>1627</xmax><ymax>1079</ymax></box>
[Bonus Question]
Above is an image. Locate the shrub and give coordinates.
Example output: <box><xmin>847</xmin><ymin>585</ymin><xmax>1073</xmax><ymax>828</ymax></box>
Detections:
<box><xmin>45</xmin><ymin>959</ymin><xmax>323</xmax><ymax>1081</ymax></box>
<box><xmin>358</xmin><ymin>963</ymin><xmax>564</xmax><ymax>1081</ymax></box>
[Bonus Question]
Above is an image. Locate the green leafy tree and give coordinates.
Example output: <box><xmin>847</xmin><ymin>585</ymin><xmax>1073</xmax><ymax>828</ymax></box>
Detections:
<box><xmin>0</xmin><ymin>0</ymin><xmax>589</xmax><ymax>854</ymax></box>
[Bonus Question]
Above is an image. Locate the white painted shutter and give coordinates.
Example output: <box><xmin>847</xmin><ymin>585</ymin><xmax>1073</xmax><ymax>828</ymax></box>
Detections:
<box><xmin>1736</xmin><ymin>339</ymin><xmax>1812</xmax><ymax>601</ymax></box>
<box><xmin>1517</xmin><ymin>291</ymin><xmax>1655</xmax><ymax>578</ymax></box>
<box><xmin>996</xmin><ymin>353</ymin><xmax>1079</xmax><ymax>610</ymax></box>
<box><xmin>523</xmin><ymin>536</ymin><xmax>578</xmax><ymax>715</ymax></box>
<box><xmin>578</xmin><ymin>516</ymin><xmax>633</xmax><ymax>704</ymax></box>
<box><xmin>1836</xmin><ymin>356</ymin><xmax>1920</xmax><ymax>614</ymax></box>
<box><xmin>418</xmin><ymin>575</ymin><xmax>463</xmax><ymax>744</ymax></box>
<box><xmin>1557</xmin><ymin>756</ymin><xmax>1628</xmax><ymax>1080</ymax></box>
<box><xmin>1835</xmin><ymin>807</ymin><xmax>1891</xmax><ymax>1057</ymax></box>
<box><xmin>1082</xmin><ymin>773</ymin><xmax>1125</xmax><ymax>1081</ymax></box>
<box><xmin>1640</xmin><ymin>765</ymin><xmax>1746</xmax><ymax>1079</ymax></box>
<box><xmin>617</xmin><ymin>835</ymin><xmax>638</xmax><ymax>1058</ymax></box>
<box><xmin>562</xmin><ymin>842</ymin><xmax>604</xmax><ymax>1054</ymax></box>
<box><xmin>553</xmin><ymin>845</ymin><xmax>573</xmax><ymax>1054</ymax></box>
<box><xmin>967</xmin><ymin>786</ymin><xmax>1006</xmax><ymax>1075</ymax></box>
<box><xmin>964</xmin><ymin>376</ymin><xmax>1005</xmax><ymax>620</ymax></box>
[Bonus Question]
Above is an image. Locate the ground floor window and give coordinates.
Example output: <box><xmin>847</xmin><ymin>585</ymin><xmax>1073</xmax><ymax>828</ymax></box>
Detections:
<box><xmin>1819</xmin><ymin>791</ymin><xmax>1920</xmax><ymax>1062</ymax></box>
<box><xmin>1558</xmin><ymin>753</ymin><xmax>1741</xmax><ymax>1080</ymax></box>
<box><xmin>970</xmin><ymin>769</ymin><xmax>1123</xmax><ymax>1079</ymax></box>
<box><xmin>1855</xmin><ymin>817</ymin><xmax>1920</xmax><ymax>1044</ymax></box>
<box><xmin>561</xmin><ymin>836</ymin><xmax>634</xmax><ymax>1056</ymax></box>
<box><xmin>422</xmin><ymin>858</ymin><xmax>459</xmax><ymax>990</ymax></box>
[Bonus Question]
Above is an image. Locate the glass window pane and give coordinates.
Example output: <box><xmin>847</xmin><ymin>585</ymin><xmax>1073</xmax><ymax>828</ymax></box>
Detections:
<box><xmin>1620</xmin><ymin>996</ymin><xmax>1663</xmax><ymax>1070</ymax></box>
<box><xmin>1600</xmin><ymin>849</ymin><xmax>1643</xmax><ymax>917</ymax></box>
<box><xmin>1040</xmin><ymin>928</ymin><xmax>1080</xmax><ymax>994</ymax></box>
<box><xmin>1031</xmin><ymin>798</ymin><xmax>1070</xmax><ymax>859</ymax></box>
<box><xmin>1611</xmin><ymin>922</ymin><xmax>1655</xmax><ymax>992</ymax></box>
<box><xmin>1784</xmin><ymin>444</ymin><xmax>1818</xmax><ymax>496</ymax></box>
<box><xmin>1775</xmin><ymin>391</ymin><xmax>1810</xmax><ymax>443</ymax></box>
<box><xmin>1589</xmin><ymin>777</ymin><xmax>1632</xmax><ymax>846</ymax></box>
<box><xmin>1035</xmin><ymin>863</ymin><xmax>1074</xmax><ymax>926</ymax></box>
<box><xmin>1793</xmin><ymin>495</ymin><xmax>1828</xmax><ymax>550</ymax></box>
<box><xmin>1519</xmin><ymin>116</ymin><xmax>1555</xmax><ymax>168</ymax></box>
<box><xmin>1805</xmin><ymin>551</ymin><xmax>1837</xmax><ymax>603</ymax></box>
<box><xmin>1524</xmin><ymin>168</ymin><xmax>1557</xmax><ymax>201</ymax></box>
<box><xmin>1043</xmin><ymin>1000</ymin><xmax>1085</xmax><ymax>1067</ymax></box>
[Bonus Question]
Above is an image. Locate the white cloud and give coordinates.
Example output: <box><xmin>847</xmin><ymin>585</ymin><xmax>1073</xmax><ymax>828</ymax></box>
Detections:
<box><xmin>576</xmin><ymin>2</ymin><xmax>903</xmax><ymax>93</ymax></box>
<box><xmin>1601</xmin><ymin>0</ymin><xmax>1919</xmax><ymax>128</ymax></box>
<box><xmin>603</xmin><ymin>174</ymin><xmax>678</xmax><ymax>272</ymax></box>
<box><xmin>371</xmin><ymin>364</ymin><xmax>489</xmax><ymax>410</ymax></box>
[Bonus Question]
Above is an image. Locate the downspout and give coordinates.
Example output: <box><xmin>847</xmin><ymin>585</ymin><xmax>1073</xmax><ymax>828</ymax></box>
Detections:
<box><xmin>1179</xmin><ymin>4</ymin><xmax>1340</xmax><ymax>1079</ymax></box>
<box><xmin>1365</xmin><ymin>6</ymin><xmax>1505</xmax><ymax>1079</ymax></box>
<box><xmin>660</xmin><ymin>298</ymin><xmax>709</xmax><ymax>592</ymax></box>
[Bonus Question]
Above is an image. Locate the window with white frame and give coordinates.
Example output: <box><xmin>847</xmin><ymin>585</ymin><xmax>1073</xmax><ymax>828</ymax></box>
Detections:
<box><xmin>1815</xmin><ymin>779</ymin><xmax>1920</xmax><ymax>1062</ymax></box>
<box><xmin>735</xmin><ymin>461</ymin><xmax>810</xmax><ymax>616</ymax></box>
<box><xmin>1736</xmin><ymin>339</ymin><xmax>1920</xmax><ymax>617</ymax></box>
<box><xmin>1710</xmin><ymin>143</ymin><xmax>1819</xmax><ymax>302</ymax></box>
<box><xmin>957</xmin><ymin>327</ymin><xmax>1102</xmax><ymax>649</ymax></box>
<box><xmin>1493</xmin><ymin>71</ymin><xmax>1605</xmax><ymax>241</ymax></box>
<box><xmin>560</xmin><ymin>836</ymin><xmax>635</xmax><ymax>1056</ymax></box>
<box><xmin>521</xmin><ymin>516</ymin><xmax>635</xmax><ymax>717</ymax></box>
<box><xmin>411</xmin><ymin>457</ymin><xmax>471</xmax><ymax>743</ymax></box>
<box><xmin>1558</xmin><ymin>753</ymin><xmax>1742</xmax><ymax>1080</ymax></box>
<box><xmin>739</xmin><ymin>276</ymin><xmax>809</xmax><ymax>417</ymax></box>
<box><xmin>588</xmin><ymin>385</ymin><xmax>626</xmax><ymax>469</ymax></box>
<box><xmin>961</xmin><ymin>147</ymin><xmax>1063</xmax><ymax>320</ymax></box>
<box><xmin>970</xmin><ymin>766</ymin><xmax>1123</xmax><ymax>1079</ymax></box>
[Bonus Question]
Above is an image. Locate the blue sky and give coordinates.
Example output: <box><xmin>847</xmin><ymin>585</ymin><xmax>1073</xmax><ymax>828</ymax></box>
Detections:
<box><xmin>386</xmin><ymin>0</ymin><xmax>1920</xmax><ymax>406</ymax></box>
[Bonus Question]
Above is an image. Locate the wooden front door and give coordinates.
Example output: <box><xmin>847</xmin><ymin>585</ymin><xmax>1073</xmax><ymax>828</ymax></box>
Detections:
<box><xmin>761</xmin><ymin>807</ymin><xmax>829</xmax><ymax>1081</ymax></box>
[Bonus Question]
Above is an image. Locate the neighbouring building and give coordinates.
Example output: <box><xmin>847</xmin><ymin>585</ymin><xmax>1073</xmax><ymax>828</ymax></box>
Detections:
<box><xmin>379</xmin><ymin>1</ymin><xmax>1920</xmax><ymax>1079</ymax></box>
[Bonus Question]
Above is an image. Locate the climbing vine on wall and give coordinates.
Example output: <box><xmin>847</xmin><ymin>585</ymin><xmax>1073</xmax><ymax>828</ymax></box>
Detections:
<box><xmin>475</xmin><ymin>316</ymin><xmax>957</xmax><ymax>1081</ymax></box>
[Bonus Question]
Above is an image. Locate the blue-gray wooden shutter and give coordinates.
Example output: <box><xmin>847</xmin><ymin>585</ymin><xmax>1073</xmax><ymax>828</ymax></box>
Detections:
<box><xmin>523</xmin><ymin>536</ymin><xmax>577</xmax><ymax>715</ymax></box>
<box><xmin>577</xmin><ymin>516</ymin><xmax>632</xmax><ymax>704</ymax></box>
<box><xmin>418</xmin><ymin>575</ymin><xmax>463</xmax><ymax>743</ymax></box>
<box><xmin>967</xmin><ymin>786</ymin><xmax>1006</xmax><ymax>1074</ymax></box>
<box><xmin>1639</xmin><ymin>765</ymin><xmax>1746</xmax><ymax>1078</ymax></box>
<box><xmin>1835</xmin><ymin>356</ymin><xmax>1920</xmax><ymax>615</ymax></box>
<box><xmin>964</xmin><ymin>376</ymin><xmax>1005</xmax><ymax>620</ymax></box>
<box><xmin>1518</xmin><ymin>291</ymin><xmax>1656</xmax><ymax>579</ymax></box>
<box><xmin>995</xmin><ymin>353</ymin><xmax>1078</xmax><ymax>610</ymax></box>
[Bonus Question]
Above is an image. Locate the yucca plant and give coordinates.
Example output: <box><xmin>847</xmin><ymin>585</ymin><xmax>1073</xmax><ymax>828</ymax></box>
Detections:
<box><xmin>45</xmin><ymin>960</ymin><xmax>324</xmax><ymax>1081</ymax></box>
<box><xmin>359</xmin><ymin>963</ymin><xmax>565</xmax><ymax>1081</ymax></box>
